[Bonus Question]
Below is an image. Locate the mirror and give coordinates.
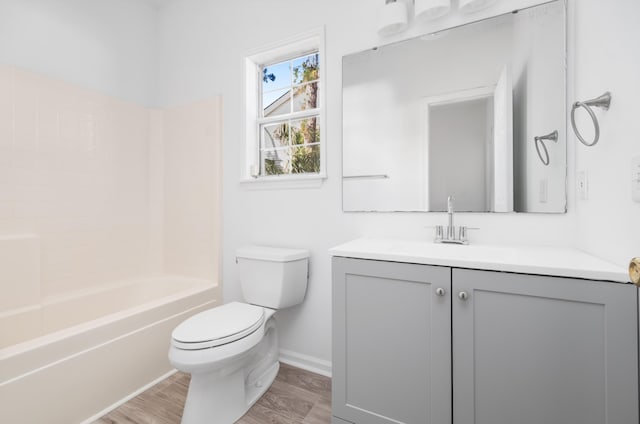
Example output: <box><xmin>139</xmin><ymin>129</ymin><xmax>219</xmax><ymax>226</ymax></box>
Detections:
<box><xmin>342</xmin><ymin>1</ymin><xmax>566</xmax><ymax>213</ymax></box>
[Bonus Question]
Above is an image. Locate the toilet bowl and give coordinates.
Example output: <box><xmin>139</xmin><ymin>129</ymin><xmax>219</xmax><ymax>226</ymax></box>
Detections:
<box><xmin>169</xmin><ymin>245</ymin><xmax>309</xmax><ymax>424</ymax></box>
<box><xmin>169</xmin><ymin>302</ymin><xmax>279</xmax><ymax>423</ymax></box>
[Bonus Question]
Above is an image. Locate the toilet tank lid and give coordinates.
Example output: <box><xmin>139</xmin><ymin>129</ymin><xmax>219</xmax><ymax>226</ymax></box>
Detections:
<box><xmin>236</xmin><ymin>245</ymin><xmax>309</xmax><ymax>262</ymax></box>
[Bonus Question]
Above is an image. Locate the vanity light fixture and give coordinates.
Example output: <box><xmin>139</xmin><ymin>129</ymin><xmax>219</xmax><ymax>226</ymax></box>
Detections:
<box><xmin>377</xmin><ymin>0</ymin><xmax>498</xmax><ymax>37</ymax></box>
<box><xmin>415</xmin><ymin>0</ymin><xmax>451</xmax><ymax>22</ymax></box>
<box><xmin>459</xmin><ymin>0</ymin><xmax>498</xmax><ymax>14</ymax></box>
<box><xmin>377</xmin><ymin>0</ymin><xmax>409</xmax><ymax>36</ymax></box>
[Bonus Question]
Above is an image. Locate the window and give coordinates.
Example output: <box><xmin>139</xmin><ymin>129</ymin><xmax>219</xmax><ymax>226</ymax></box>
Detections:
<box><xmin>243</xmin><ymin>28</ymin><xmax>325</xmax><ymax>185</ymax></box>
<box><xmin>260</xmin><ymin>52</ymin><xmax>320</xmax><ymax>176</ymax></box>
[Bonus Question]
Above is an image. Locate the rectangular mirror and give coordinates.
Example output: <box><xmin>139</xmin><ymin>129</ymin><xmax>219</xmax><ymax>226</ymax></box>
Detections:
<box><xmin>342</xmin><ymin>0</ymin><xmax>566</xmax><ymax>213</ymax></box>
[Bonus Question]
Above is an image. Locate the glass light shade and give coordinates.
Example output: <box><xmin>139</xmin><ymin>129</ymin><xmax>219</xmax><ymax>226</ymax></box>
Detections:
<box><xmin>459</xmin><ymin>0</ymin><xmax>498</xmax><ymax>14</ymax></box>
<box><xmin>377</xmin><ymin>0</ymin><xmax>409</xmax><ymax>36</ymax></box>
<box><xmin>415</xmin><ymin>0</ymin><xmax>451</xmax><ymax>22</ymax></box>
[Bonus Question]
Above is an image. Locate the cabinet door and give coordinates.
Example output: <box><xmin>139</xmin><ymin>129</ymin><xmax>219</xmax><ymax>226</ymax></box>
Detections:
<box><xmin>332</xmin><ymin>257</ymin><xmax>452</xmax><ymax>424</ymax></box>
<box><xmin>453</xmin><ymin>268</ymin><xmax>639</xmax><ymax>424</ymax></box>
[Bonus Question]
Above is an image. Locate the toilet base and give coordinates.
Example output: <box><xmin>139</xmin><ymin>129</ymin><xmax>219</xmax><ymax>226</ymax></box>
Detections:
<box><xmin>244</xmin><ymin>360</ymin><xmax>280</xmax><ymax>413</ymax></box>
<box><xmin>181</xmin><ymin>361</ymin><xmax>279</xmax><ymax>424</ymax></box>
<box><xmin>179</xmin><ymin>315</ymin><xmax>280</xmax><ymax>424</ymax></box>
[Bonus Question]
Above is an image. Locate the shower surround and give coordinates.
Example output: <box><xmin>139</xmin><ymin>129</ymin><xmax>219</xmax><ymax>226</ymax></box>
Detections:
<box><xmin>0</xmin><ymin>65</ymin><xmax>222</xmax><ymax>423</ymax></box>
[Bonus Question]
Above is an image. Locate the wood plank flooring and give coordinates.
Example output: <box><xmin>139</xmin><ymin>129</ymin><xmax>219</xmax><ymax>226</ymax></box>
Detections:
<box><xmin>94</xmin><ymin>363</ymin><xmax>331</xmax><ymax>424</ymax></box>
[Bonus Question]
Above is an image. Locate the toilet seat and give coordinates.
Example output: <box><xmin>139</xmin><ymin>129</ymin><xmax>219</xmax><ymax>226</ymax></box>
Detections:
<box><xmin>171</xmin><ymin>302</ymin><xmax>265</xmax><ymax>350</ymax></box>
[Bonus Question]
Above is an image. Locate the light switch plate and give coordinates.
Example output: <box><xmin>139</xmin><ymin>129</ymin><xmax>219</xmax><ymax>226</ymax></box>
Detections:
<box><xmin>539</xmin><ymin>178</ymin><xmax>548</xmax><ymax>203</ymax></box>
<box><xmin>632</xmin><ymin>156</ymin><xmax>640</xmax><ymax>202</ymax></box>
<box><xmin>578</xmin><ymin>170</ymin><xmax>589</xmax><ymax>200</ymax></box>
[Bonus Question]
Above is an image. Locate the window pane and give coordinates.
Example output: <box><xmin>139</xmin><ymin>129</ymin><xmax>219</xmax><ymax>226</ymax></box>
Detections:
<box><xmin>263</xmin><ymin>88</ymin><xmax>291</xmax><ymax>117</ymax></box>
<box><xmin>291</xmin><ymin>145</ymin><xmax>320</xmax><ymax>174</ymax></box>
<box><xmin>261</xmin><ymin>148</ymin><xmax>291</xmax><ymax>176</ymax></box>
<box><xmin>252</xmin><ymin>45</ymin><xmax>321</xmax><ymax>179</ymax></box>
<box><xmin>292</xmin><ymin>53</ymin><xmax>319</xmax><ymax>84</ymax></box>
<box><xmin>293</xmin><ymin>82</ymin><xmax>319</xmax><ymax>112</ymax></box>
<box><xmin>262</xmin><ymin>60</ymin><xmax>291</xmax><ymax>92</ymax></box>
<box><xmin>290</xmin><ymin>117</ymin><xmax>320</xmax><ymax>145</ymax></box>
<box><xmin>262</xmin><ymin>122</ymin><xmax>290</xmax><ymax>149</ymax></box>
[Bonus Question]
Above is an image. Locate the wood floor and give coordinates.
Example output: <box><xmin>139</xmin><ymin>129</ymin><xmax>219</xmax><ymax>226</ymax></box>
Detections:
<box><xmin>94</xmin><ymin>363</ymin><xmax>331</xmax><ymax>424</ymax></box>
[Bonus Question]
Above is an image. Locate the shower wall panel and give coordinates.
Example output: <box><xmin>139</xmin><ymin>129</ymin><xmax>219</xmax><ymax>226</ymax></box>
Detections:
<box><xmin>0</xmin><ymin>65</ymin><xmax>162</xmax><ymax>301</ymax></box>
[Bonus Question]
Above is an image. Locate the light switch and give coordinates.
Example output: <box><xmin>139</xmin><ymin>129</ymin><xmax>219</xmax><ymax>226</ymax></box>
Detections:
<box><xmin>632</xmin><ymin>156</ymin><xmax>640</xmax><ymax>203</ymax></box>
<box><xmin>539</xmin><ymin>178</ymin><xmax>548</xmax><ymax>203</ymax></box>
<box><xmin>578</xmin><ymin>170</ymin><xmax>588</xmax><ymax>200</ymax></box>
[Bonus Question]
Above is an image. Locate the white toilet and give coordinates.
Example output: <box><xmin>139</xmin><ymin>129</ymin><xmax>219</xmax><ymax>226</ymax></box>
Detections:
<box><xmin>168</xmin><ymin>245</ymin><xmax>309</xmax><ymax>424</ymax></box>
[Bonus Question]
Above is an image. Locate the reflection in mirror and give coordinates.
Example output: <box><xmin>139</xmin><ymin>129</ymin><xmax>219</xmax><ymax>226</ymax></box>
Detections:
<box><xmin>342</xmin><ymin>0</ymin><xmax>566</xmax><ymax>213</ymax></box>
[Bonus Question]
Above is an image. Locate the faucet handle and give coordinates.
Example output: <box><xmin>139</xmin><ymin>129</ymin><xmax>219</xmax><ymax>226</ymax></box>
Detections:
<box><xmin>458</xmin><ymin>226</ymin><xmax>480</xmax><ymax>242</ymax></box>
<box><xmin>458</xmin><ymin>226</ymin><xmax>468</xmax><ymax>242</ymax></box>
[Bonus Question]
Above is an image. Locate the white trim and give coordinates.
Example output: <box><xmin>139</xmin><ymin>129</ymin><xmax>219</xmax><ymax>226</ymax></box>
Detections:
<box><xmin>240</xmin><ymin>174</ymin><xmax>326</xmax><ymax>190</ymax></box>
<box><xmin>279</xmin><ymin>349</ymin><xmax>332</xmax><ymax>377</ymax></box>
<box><xmin>259</xmin><ymin>108</ymin><xmax>320</xmax><ymax>125</ymax></box>
<box><xmin>243</xmin><ymin>56</ymin><xmax>259</xmax><ymax>181</ymax></box>
<box><xmin>242</xmin><ymin>26</ymin><xmax>326</xmax><ymax>185</ymax></box>
<box><xmin>248</xmin><ymin>30</ymin><xmax>322</xmax><ymax>65</ymax></box>
<box><xmin>79</xmin><ymin>369</ymin><xmax>178</xmax><ymax>424</ymax></box>
<box><xmin>423</xmin><ymin>84</ymin><xmax>495</xmax><ymax>107</ymax></box>
<box><xmin>420</xmin><ymin>85</ymin><xmax>495</xmax><ymax>210</ymax></box>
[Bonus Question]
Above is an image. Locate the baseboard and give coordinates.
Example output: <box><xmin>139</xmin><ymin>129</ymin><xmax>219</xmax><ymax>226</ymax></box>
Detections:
<box><xmin>279</xmin><ymin>349</ymin><xmax>332</xmax><ymax>378</ymax></box>
<box><xmin>80</xmin><ymin>369</ymin><xmax>178</xmax><ymax>424</ymax></box>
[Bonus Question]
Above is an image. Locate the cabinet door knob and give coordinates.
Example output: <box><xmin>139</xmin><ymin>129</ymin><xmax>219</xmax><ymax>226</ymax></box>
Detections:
<box><xmin>458</xmin><ymin>291</ymin><xmax>469</xmax><ymax>301</ymax></box>
<box><xmin>435</xmin><ymin>287</ymin><xmax>446</xmax><ymax>297</ymax></box>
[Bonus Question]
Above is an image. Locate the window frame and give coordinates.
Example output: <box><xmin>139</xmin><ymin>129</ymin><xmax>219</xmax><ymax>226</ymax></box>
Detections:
<box><xmin>242</xmin><ymin>27</ymin><xmax>326</xmax><ymax>187</ymax></box>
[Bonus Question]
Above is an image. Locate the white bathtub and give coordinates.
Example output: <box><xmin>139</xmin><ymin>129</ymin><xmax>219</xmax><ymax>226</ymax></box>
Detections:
<box><xmin>0</xmin><ymin>275</ymin><xmax>218</xmax><ymax>424</ymax></box>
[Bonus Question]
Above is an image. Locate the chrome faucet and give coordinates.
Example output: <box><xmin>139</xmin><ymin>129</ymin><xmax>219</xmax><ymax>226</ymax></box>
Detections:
<box><xmin>435</xmin><ymin>196</ymin><xmax>470</xmax><ymax>245</ymax></box>
<box><xmin>447</xmin><ymin>196</ymin><xmax>455</xmax><ymax>240</ymax></box>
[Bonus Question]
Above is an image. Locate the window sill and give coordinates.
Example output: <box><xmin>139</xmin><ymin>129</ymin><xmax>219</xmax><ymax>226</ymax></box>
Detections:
<box><xmin>239</xmin><ymin>173</ymin><xmax>326</xmax><ymax>190</ymax></box>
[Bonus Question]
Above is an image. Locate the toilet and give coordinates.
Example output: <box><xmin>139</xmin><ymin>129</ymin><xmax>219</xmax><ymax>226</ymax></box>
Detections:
<box><xmin>168</xmin><ymin>245</ymin><xmax>309</xmax><ymax>424</ymax></box>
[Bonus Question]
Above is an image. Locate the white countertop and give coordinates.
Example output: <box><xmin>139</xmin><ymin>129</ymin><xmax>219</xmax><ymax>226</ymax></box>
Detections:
<box><xmin>329</xmin><ymin>238</ymin><xmax>631</xmax><ymax>283</ymax></box>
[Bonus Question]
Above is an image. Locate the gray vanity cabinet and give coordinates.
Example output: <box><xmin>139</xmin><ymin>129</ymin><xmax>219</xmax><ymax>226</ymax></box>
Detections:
<box><xmin>452</xmin><ymin>268</ymin><xmax>639</xmax><ymax>424</ymax></box>
<box><xmin>332</xmin><ymin>258</ymin><xmax>639</xmax><ymax>424</ymax></box>
<box><xmin>332</xmin><ymin>257</ymin><xmax>452</xmax><ymax>424</ymax></box>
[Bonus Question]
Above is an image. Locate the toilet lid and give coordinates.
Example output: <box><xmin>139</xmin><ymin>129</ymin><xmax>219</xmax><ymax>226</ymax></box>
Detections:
<box><xmin>171</xmin><ymin>302</ymin><xmax>265</xmax><ymax>350</ymax></box>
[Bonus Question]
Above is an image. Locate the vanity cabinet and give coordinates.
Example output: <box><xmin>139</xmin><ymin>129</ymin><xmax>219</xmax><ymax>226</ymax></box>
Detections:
<box><xmin>332</xmin><ymin>258</ymin><xmax>452</xmax><ymax>424</ymax></box>
<box><xmin>452</xmin><ymin>268</ymin><xmax>638</xmax><ymax>424</ymax></box>
<box><xmin>332</xmin><ymin>257</ymin><xmax>639</xmax><ymax>424</ymax></box>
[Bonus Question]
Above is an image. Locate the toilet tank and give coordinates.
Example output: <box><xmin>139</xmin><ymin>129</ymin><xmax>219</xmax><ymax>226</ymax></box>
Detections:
<box><xmin>236</xmin><ymin>245</ymin><xmax>309</xmax><ymax>309</ymax></box>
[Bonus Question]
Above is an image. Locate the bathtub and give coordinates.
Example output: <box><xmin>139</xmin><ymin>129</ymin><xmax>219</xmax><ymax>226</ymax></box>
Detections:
<box><xmin>0</xmin><ymin>275</ymin><xmax>218</xmax><ymax>424</ymax></box>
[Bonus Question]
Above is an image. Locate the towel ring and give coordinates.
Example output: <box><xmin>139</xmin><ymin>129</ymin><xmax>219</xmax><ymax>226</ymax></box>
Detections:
<box><xmin>534</xmin><ymin>130</ymin><xmax>558</xmax><ymax>166</ymax></box>
<box><xmin>570</xmin><ymin>92</ymin><xmax>611</xmax><ymax>147</ymax></box>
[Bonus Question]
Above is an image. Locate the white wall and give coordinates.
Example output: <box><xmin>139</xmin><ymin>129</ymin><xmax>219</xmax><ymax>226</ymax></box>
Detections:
<box><xmin>0</xmin><ymin>0</ymin><xmax>158</xmax><ymax>106</ymax></box>
<box><xmin>156</xmin><ymin>0</ymin><xmax>596</xmax><ymax>369</ymax></box>
<box><xmin>573</xmin><ymin>0</ymin><xmax>640</xmax><ymax>266</ymax></box>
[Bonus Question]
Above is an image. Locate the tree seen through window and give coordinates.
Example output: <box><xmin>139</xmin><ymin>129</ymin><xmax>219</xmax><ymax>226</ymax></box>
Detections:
<box><xmin>261</xmin><ymin>52</ymin><xmax>320</xmax><ymax>176</ymax></box>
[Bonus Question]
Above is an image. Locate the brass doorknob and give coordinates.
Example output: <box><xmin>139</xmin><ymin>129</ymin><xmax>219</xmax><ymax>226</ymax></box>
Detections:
<box><xmin>630</xmin><ymin>258</ymin><xmax>640</xmax><ymax>287</ymax></box>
